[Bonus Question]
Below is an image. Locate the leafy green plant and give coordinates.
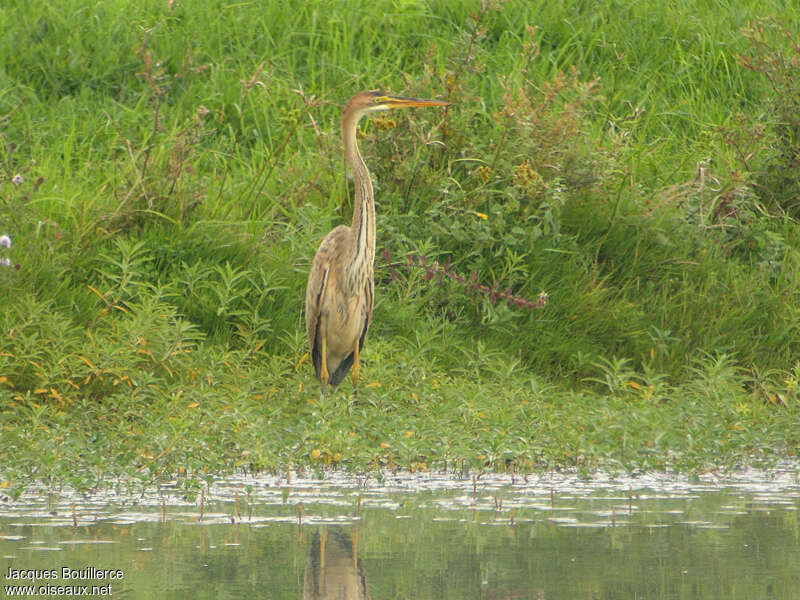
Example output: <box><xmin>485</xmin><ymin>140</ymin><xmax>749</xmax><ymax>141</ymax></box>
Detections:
<box><xmin>1</xmin><ymin>0</ymin><xmax>799</xmax><ymax>495</ymax></box>
<box><xmin>737</xmin><ymin>18</ymin><xmax>800</xmax><ymax>217</ymax></box>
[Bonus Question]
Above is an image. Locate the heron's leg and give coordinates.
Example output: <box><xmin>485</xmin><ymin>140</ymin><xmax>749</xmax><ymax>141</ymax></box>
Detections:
<box><xmin>320</xmin><ymin>334</ymin><xmax>329</xmax><ymax>398</ymax></box>
<box><xmin>351</xmin><ymin>337</ymin><xmax>359</xmax><ymax>395</ymax></box>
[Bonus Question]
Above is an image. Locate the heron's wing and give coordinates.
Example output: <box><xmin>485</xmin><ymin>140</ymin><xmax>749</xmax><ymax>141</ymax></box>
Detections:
<box><xmin>328</xmin><ymin>273</ymin><xmax>373</xmax><ymax>387</ymax></box>
<box><xmin>305</xmin><ymin>226</ymin><xmax>351</xmax><ymax>380</ymax></box>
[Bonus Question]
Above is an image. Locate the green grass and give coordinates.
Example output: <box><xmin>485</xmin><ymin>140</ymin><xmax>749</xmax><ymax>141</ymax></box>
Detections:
<box><xmin>1</xmin><ymin>0</ymin><xmax>799</xmax><ymax>496</ymax></box>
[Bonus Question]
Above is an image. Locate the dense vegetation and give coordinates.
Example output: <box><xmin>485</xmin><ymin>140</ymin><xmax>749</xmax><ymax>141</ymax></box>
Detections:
<box><xmin>1</xmin><ymin>0</ymin><xmax>798</xmax><ymax>496</ymax></box>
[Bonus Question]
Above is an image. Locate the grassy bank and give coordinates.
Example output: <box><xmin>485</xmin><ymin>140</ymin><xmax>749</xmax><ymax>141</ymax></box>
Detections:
<box><xmin>1</xmin><ymin>0</ymin><xmax>799</xmax><ymax>496</ymax></box>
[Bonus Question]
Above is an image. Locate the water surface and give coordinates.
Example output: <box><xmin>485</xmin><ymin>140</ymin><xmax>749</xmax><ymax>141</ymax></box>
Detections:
<box><xmin>1</xmin><ymin>467</ymin><xmax>798</xmax><ymax>598</ymax></box>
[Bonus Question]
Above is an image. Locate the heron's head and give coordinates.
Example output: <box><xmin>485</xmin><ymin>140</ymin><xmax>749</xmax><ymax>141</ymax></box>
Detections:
<box><xmin>345</xmin><ymin>90</ymin><xmax>448</xmax><ymax>121</ymax></box>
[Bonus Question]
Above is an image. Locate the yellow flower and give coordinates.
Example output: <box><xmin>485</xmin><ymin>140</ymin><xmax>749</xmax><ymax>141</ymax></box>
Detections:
<box><xmin>514</xmin><ymin>160</ymin><xmax>540</xmax><ymax>187</ymax></box>
<box><xmin>373</xmin><ymin>116</ymin><xmax>397</xmax><ymax>130</ymax></box>
<box><xmin>475</xmin><ymin>165</ymin><xmax>492</xmax><ymax>183</ymax></box>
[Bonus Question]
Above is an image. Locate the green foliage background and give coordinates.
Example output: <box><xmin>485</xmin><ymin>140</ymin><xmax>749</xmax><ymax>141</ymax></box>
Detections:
<box><xmin>1</xmin><ymin>0</ymin><xmax>799</xmax><ymax>494</ymax></box>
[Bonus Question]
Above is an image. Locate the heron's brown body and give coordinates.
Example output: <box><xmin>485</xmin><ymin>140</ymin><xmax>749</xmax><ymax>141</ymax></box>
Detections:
<box><xmin>304</xmin><ymin>90</ymin><xmax>447</xmax><ymax>396</ymax></box>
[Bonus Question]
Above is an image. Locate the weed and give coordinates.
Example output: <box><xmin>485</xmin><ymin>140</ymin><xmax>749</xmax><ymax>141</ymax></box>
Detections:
<box><xmin>1</xmin><ymin>0</ymin><xmax>799</xmax><ymax>494</ymax></box>
<box><xmin>737</xmin><ymin>18</ymin><xmax>800</xmax><ymax>217</ymax></box>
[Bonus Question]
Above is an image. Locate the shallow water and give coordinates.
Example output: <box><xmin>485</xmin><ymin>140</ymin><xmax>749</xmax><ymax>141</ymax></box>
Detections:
<box><xmin>1</xmin><ymin>466</ymin><xmax>799</xmax><ymax>599</ymax></box>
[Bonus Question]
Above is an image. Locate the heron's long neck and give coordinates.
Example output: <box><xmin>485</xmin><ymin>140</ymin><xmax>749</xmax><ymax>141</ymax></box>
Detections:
<box><xmin>342</xmin><ymin>113</ymin><xmax>376</xmax><ymax>280</ymax></box>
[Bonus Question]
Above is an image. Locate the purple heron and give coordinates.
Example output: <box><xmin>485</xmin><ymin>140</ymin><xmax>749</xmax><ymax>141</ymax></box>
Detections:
<box><xmin>304</xmin><ymin>90</ymin><xmax>448</xmax><ymax>397</ymax></box>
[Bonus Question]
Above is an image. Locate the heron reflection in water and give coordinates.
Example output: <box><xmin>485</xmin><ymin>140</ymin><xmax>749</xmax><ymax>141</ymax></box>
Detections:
<box><xmin>303</xmin><ymin>526</ymin><xmax>370</xmax><ymax>600</ymax></box>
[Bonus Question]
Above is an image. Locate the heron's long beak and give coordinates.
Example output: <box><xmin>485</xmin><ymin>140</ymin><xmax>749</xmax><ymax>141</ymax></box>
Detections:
<box><xmin>375</xmin><ymin>94</ymin><xmax>449</xmax><ymax>108</ymax></box>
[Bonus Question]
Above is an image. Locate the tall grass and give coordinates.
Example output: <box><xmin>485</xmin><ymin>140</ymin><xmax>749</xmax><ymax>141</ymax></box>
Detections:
<box><xmin>1</xmin><ymin>0</ymin><xmax>799</xmax><ymax>494</ymax></box>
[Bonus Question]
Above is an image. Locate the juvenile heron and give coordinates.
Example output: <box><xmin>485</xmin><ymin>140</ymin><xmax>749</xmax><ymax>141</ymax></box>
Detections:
<box><xmin>304</xmin><ymin>90</ymin><xmax>448</xmax><ymax>397</ymax></box>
